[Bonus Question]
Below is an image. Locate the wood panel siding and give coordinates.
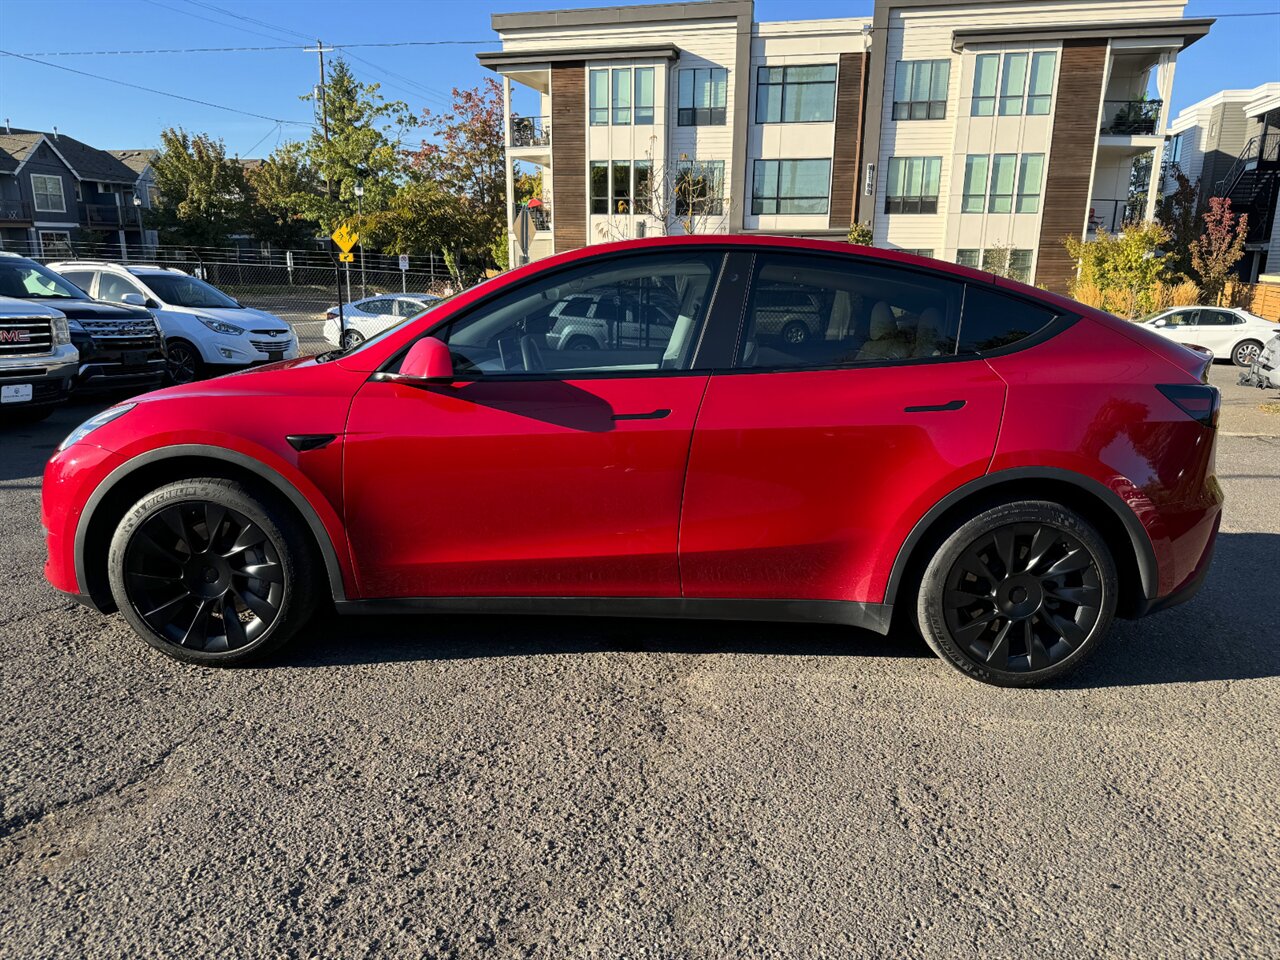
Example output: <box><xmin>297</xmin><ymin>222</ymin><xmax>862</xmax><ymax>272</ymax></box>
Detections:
<box><xmin>829</xmin><ymin>52</ymin><xmax>865</xmax><ymax>231</ymax></box>
<box><xmin>551</xmin><ymin>63</ymin><xmax>586</xmax><ymax>252</ymax></box>
<box><xmin>1035</xmin><ymin>39</ymin><xmax>1108</xmax><ymax>294</ymax></box>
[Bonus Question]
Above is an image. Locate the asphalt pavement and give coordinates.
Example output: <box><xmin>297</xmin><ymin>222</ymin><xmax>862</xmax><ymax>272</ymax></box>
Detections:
<box><xmin>0</xmin><ymin>368</ymin><xmax>1278</xmax><ymax>959</ymax></box>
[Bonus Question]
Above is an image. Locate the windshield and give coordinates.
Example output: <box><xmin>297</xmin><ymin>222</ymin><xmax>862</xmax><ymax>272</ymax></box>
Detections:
<box><xmin>316</xmin><ymin>292</ymin><xmax>459</xmax><ymax>362</ymax></box>
<box><xmin>0</xmin><ymin>260</ymin><xmax>87</xmax><ymax>299</ymax></box>
<box><xmin>142</xmin><ymin>273</ymin><xmax>240</xmax><ymax>309</ymax></box>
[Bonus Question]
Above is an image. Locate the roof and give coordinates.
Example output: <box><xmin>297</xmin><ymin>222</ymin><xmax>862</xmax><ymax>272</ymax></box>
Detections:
<box><xmin>0</xmin><ymin>129</ymin><xmax>141</xmax><ymax>183</ymax></box>
<box><xmin>492</xmin><ymin>0</ymin><xmax>749</xmax><ymax>32</ymax></box>
<box><xmin>478</xmin><ymin>44</ymin><xmax>680</xmax><ymax>68</ymax></box>
<box><xmin>951</xmin><ymin>17</ymin><xmax>1214</xmax><ymax>51</ymax></box>
<box><xmin>108</xmin><ymin>149</ymin><xmax>158</xmax><ymax>176</ymax></box>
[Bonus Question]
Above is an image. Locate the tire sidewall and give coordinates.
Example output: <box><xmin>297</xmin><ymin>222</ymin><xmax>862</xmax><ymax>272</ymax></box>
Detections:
<box><xmin>916</xmin><ymin>501</ymin><xmax>1118</xmax><ymax>688</ymax></box>
<box><xmin>107</xmin><ymin>479</ymin><xmax>314</xmax><ymax>666</ymax></box>
<box><xmin>1233</xmin><ymin>340</ymin><xmax>1262</xmax><ymax>367</ymax></box>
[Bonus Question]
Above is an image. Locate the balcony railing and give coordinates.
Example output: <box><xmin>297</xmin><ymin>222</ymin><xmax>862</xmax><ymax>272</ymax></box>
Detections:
<box><xmin>81</xmin><ymin>203</ymin><xmax>125</xmax><ymax>227</ymax></box>
<box><xmin>510</xmin><ymin>115</ymin><xmax>550</xmax><ymax>148</ymax></box>
<box><xmin>0</xmin><ymin>199</ymin><xmax>33</xmax><ymax>223</ymax></box>
<box><xmin>1088</xmin><ymin>197</ymin><xmax>1145</xmax><ymax>235</ymax></box>
<box><xmin>529</xmin><ymin>205</ymin><xmax>551</xmax><ymax>230</ymax></box>
<box><xmin>1100</xmin><ymin>100</ymin><xmax>1163</xmax><ymax>136</ymax></box>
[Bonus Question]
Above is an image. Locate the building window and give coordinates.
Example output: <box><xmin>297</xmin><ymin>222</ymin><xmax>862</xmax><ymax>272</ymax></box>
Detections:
<box><xmin>972</xmin><ymin>54</ymin><xmax>998</xmax><ymax>117</ymax></box>
<box><xmin>1017</xmin><ymin>154</ymin><xmax>1044</xmax><ymax>213</ymax></box>
<box><xmin>38</xmin><ymin>230</ymin><xmax>73</xmax><ymax>258</ymax></box>
<box><xmin>1167</xmin><ymin>132</ymin><xmax>1184</xmax><ymax>166</ymax></box>
<box><xmin>751</xmin><ymin>159</ymin><xmax>831</xmax><ymax>215</ymax></box>
<box><xmin>1008</xmin><ymin>249</ymin><xmax>1033</xmax><ymax>282</ymax></box>
<box><xmin>999</xmin><ymin>53</ymin><xmax>1028</xmax><ymax>116</ymax></box>
<box><xmin>31</xmin><ymin>174</ymin><xmax>66</xmax><ymax>213</ymax></box>
<box><xmin>678</xmin><ymin>67</ymin><xmax>727</xmax><ymax>126</ymax></box>
<box><xmin>634</xmin><ymin>160</ymin><xmax>653</xmax><ymax>213</ymax></box>
<box><xmin>1027</xmin><ymin>52</ymin><xmax>1056</xmax><ymax>115</ymax></box>
<box><xmin>956</xmin><ymin>249</ymin><xmax>981</xmax><ymax>268</ymax></box>
<box><xmin>675</xmin><ymin>160</ymin><xmax>724</xmax><ymax>216</ymax></box>
<box><xmin>590</xmin><ymin>161</ymin><xmax>609</xmax><ymax>214</ymax></box>
<box><xmin>988</xmin><ymin>154</ymin><xmax>1017</xmax><ymax>213</ymax></box>
<box><xmin>962</xmin><ymin>155</ymin><xmax>988</xmax><ymax>213</ymax></box>
<box><xmin>612</xmin><ymin>68</ymin><xmax>632</xmax><ymax>125</ymax></box>
<box><xmin>884</xmin><ymin>156</ymin><xmax>941</xmax><ymax>214</ymax></box>
<box><xmin>892</xmin><ymin>60</ymin><xmax>950</xmax><ymax>120</ymax></box>
<box><xmin>589</xmin><ymin>69</ymin><xmax>608</xmax><ymax>126</ymax></box>
<box><xmin>756</xmin><ymin>64</ymin><xmax>837</xmax><ymax>123</ymax></box>
<box><xmin>635</xmin><ymin>67</ymin><xmax>655</xmax><ymax>124</ymax></box>
<box><xmin>903</xmin><ymin>248</ymin><xmax>935</xmax><ymax>258</ymax></box>
<box><xmin>612</xmin><ymin>160</ymin><xmax>632</xmax><ymax>213</ymax></box>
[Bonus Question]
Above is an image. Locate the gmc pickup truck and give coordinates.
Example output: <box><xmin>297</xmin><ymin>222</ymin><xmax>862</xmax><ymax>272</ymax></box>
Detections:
<box><xmin>0</xmin><ymin>296</ymin><xmax>77</xmax><ymax>423</ymax></box>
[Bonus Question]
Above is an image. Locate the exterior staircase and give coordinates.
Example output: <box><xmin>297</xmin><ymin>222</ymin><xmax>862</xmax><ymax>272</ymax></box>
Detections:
<box><xmin>1214</xmin><ymin>129</ymin><xmax>1280</xmax><ymax>245</ymax></box>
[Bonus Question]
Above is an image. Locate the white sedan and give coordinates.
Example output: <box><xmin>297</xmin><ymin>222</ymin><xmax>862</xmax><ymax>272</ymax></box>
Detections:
<box><xmin>322</xmin><ymin>293</ymin><xmax>443</xmax><ymax>348</ymax></box>
<box><xmin>1141</xmin><ymin>305</ymin><xmax>1278</xmax><ymax>367</ymax></box>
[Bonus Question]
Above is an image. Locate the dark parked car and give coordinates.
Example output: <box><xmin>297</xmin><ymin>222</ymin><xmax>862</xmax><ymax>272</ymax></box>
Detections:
<box><xmin>0</xmin><ymin>253</ymin><xmax>165</xmax><ymax>393</ymax></box>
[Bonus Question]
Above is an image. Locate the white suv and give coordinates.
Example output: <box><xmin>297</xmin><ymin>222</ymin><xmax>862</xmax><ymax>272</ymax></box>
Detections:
<box><xmin>49</xmin><ymin>261</ymin><xmax>298</xmax><ymax>383</ymax></box>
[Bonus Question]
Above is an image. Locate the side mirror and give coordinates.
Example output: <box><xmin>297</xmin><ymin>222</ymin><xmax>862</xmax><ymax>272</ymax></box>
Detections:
<box><xmin>399</xmin><ymin>336</ymin><xmax>454</xmax><ymax>381</ymax></box>
<box><xmin>121</xmin><ymin>293</ymin><xmax>146</xmax><ymax>307</ymax></box>
<box><xmin>1152</xmin><ymin>318</ymin><xmax>1166</xmax><ymax>327</ymax></box>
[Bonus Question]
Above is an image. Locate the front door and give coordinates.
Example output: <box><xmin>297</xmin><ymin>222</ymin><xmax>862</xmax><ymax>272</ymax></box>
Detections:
<box><xmin>343</xmin><ymin>249</ymin><xmax>727</xmax><ymax>599</ymax></box>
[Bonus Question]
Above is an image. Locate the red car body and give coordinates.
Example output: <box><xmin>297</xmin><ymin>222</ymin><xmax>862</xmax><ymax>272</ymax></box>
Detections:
<box><xmin>43</xmin><ymin>236</ymin><xmax>1222</xmax><ymax>678</ymax></box>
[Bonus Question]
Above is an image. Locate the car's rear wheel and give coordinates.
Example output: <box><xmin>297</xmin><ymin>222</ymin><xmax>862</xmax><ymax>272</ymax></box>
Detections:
<box><xmin>107</xmin><ymin>479</ymin><xmax>317</xmax><ymax>666</ymax></box>
<box><xmin>916</xmin><ymin>501</ymin><xmax>1117</xmax><ymax>687</ymax></box>
<box><xmin>781</xmin><ymin>320</ymin><xmax>810</xmax><ymax>345</ymax></box>
<box><xmin>166</xmin><ymin>339</ymin><xmax>202</xmax><ymax>384</ymax></box>
<box><xmin>564</xmin><ymin>335</ymin><xmax>596</xmax><ymax>351</ymax></box>
<box><xmin>1232</xmin><ymin>339</ymin><xmax>1263</xmax><ymax>367</ymax></box>
<box><xmin>340</xmin><ymin>329</ymin><xmax>365</xmax><ymax>351</ymax></box>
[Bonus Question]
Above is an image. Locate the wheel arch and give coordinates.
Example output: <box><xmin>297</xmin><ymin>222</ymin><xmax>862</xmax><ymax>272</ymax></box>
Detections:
<box><xmin>76</xmin><ymin>445</ymin><xmax>349</xmax><ymax>612</ymax></box>
<box><xmin>884</xmin><ymin>467</ymin><xmax>1158</xmax><ymax>619</ymax></box>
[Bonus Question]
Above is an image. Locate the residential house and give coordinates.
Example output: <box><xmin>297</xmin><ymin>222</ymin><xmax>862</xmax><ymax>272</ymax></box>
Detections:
<box><xmin>0</xmin><ymin>127</ymin><xmax>151</xmax><ymax>260</ymax></box>
<box><xmin>480</xmin><ymin>0</ymin><xmax>1212</xmax><ymax>294</ymax></box>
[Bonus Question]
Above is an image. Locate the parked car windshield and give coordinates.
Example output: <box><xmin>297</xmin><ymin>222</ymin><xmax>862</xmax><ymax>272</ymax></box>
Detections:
<box><xmin>142</xmin><ymin>274</ymin><xmax>241</xmax><ymax>309</ymax></box>
<box><xmin>0</xmin><ymin>260</ymin><xmax>88</xmax><ymax>299</ymax></box>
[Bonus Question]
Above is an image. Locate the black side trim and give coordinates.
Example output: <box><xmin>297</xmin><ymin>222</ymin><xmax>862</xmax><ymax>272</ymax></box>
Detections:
<box><xmin>612</xmin><ymin>409</ymin><xmax>670</xmax><ymax>421</ymax></box>
<box><xmin>883</xmin><ymin>466</ymin><xmax>1160</xmax><ymax>608</ymax></box>
<box><xmin>904</xmin><ymin>399</ymin><xmax>965</xmax><ymax>413</ymax></box>
<box><xmin>74</xmin><ymin>444</ymin><xmax>349</xmax><ymax>604</ymax></box>
<box><xmin>286</xmin><ymin>433</ymin><xmax>338</xmax><ymax>452</ymax></box>
<box><xmin>1130</xmin><ymin>514</ymin><xmax>1219</xmax><ymax>618</ymax></box>
<box><xmin>334</xmin><ymin>596</ymin><xmax>895</xmax><ymax>635</ymax></box>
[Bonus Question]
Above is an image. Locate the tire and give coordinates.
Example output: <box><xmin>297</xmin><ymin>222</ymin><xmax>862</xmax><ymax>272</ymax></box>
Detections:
<box><xmin>564</xmin><ymin>335</ymin><xmax>597</xmax><ymax>351</ymax></box>
<box><xmin>340</xmin><ymin>328</ymin><xmax>365</xmax><ymax>351</ymax></box>
<box><xmin>781</xmin><ymin>320</ymin><xmax>810</xmax><ymax>345</ymax></box>
<box><xmin>166</xmin><ymin>339</ymin><xmax>203</xmax><ymax>385</ymax></box>
<box><xmin>107</xmin><ymin>478</ymin><xmax>318</xmax><ymax>666</ymax></box>
<box><xmin>1232</xmin><ymin>339</ymin><xmax>1263</xmax><ymax>367</ymax></box>
<box><xmin>915</xmin><ymin>501</ymin><xmax>1117</xmax><ymax>688</ymax></box>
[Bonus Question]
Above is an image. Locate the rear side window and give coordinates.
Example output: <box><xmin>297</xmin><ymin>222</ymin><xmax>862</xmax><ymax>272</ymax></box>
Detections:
<box><xmin>738</xmin><ymin>253</ymin><xmax>962</xmax><ymax>369</ymax></box>
<box><xmin>957</xmin><ymin>285</ymin><xmax>1058</xmax><ymax>353</ymax></box>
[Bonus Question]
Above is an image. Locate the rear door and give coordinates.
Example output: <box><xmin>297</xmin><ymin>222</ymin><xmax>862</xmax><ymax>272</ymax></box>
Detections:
<box><xmin>679</xmin><ymin>251</ymin><xmax>1007</xmax><ymax>606</ymax></box>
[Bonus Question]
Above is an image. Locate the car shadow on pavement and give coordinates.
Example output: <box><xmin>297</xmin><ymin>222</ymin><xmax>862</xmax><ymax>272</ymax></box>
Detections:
<box><xmin>278</xmin><ymin>532</ymin><xmax>1280</xmax><ymax>687</ymax></box>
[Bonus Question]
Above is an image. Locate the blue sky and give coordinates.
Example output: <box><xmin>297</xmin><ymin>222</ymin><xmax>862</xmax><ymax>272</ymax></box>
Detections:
<box><xmin>0</xmin><ymin>0</ymin><xmax>1277</xmax><ymax>155</ymax></box>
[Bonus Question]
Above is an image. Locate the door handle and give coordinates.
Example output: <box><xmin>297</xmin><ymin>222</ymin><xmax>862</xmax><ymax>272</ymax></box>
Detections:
<box><xmin>612</xmin><ymin>408</ymin><xmax>671</xmax><ymax>421</ymax></box>
<box><xmin>903</xmin><ymin>399</ymin><xmax>966</xmax><ymax>413</ymax></box>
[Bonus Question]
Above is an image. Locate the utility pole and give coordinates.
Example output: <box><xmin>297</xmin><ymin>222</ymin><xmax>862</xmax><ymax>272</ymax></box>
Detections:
<box><xmin>305</xmin><ymin>40</ymin><xmax>346</xmax><ymax>343</ymax></box>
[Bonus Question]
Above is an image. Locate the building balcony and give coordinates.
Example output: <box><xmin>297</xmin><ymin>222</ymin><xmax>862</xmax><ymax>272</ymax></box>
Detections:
<box><xmin>81</xmin><ymin>203</ymin><xmax>124</xmax><ymax>227</ymax></box>
<box><xmin>510</xmin><ymin>115</ymin><xmax>550</xmax><ymax>149</ymax></box>
<box><xmin>0</xmin><ymin>200</ymin><xmax>33</xmax><ymax>224</ymax></box>
<box><xmin>1100</xmin><ymin>100</ymin><xmax>1163</xmax><ymax>137</ymax></box>
<box><xmin>1087</xmin><ymin>197</ymin><xmax>1145</xmax><ymax>235</ymax></box>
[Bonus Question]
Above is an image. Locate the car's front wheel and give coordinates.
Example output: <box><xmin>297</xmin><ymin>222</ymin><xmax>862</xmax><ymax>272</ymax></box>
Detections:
<box><xmin>781</xmin><ymin>320</ymin><xmax>810</xmax><ymax>345</ymax></box>
<box><xmin>916</xmin><ymin>501</ymin><xmax>1117</xmax><ymax>687</ymax></box>
<box><xmin>1232</xmin><ymin>339</ymin><xmax>1263</xmax><ymax>367</ymax></box>
<box><xmin>107</xmin><ymin>479</ymin><xmax>318</xmax><ymax>665</ymax></box>
<box><xmin>166</xmin><ymin>339</ymin><xmax>202</xmax><ymax>384</ymax></box>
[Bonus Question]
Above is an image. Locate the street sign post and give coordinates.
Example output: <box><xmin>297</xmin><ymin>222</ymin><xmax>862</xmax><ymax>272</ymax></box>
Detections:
<box><xmin>331</xmin><ymin>224</ymin><xmax>359</xmax><ymax>253</ymax></box>
<box><xmin>512</xmin><ymin>207</ymin><xmax>532</xmax><ymax>266</ymax></box>
<box><xmin>399</xmin><ymin>254</ymin><xmax>409</xmax><ymax>294</ymax></box>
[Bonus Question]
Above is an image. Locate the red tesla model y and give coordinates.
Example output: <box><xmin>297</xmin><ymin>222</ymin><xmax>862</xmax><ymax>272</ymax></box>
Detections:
<box><xmin>43</xmin><ymin>237</ymin><xmax>1222</xmax><ymax>686</ymax></box>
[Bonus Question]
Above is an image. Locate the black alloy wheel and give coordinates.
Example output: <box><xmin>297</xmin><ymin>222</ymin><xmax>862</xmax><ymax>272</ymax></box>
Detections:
<box><xmin>340</xmin><ymin>328</ymin><xmax>365</xmax><ymax>351</ymax></box>
<box><xmin>781</xmin><ymin>321</ymin><xmax>810</xmax><ymax>345</ymax></box>
<box><xmin>166</xmin><ymin>340</ymin><xmax>201</xmax><ymax>384</ymax></box>
<box><xmin>108</xmin><ymin>479</ymin><xmax>317</xmax><ymax>665</ymax></box>
<box><xmin>917</xmin><ymin>502</ymin><xmax>1117</xmax><ymax>687</ymax></box>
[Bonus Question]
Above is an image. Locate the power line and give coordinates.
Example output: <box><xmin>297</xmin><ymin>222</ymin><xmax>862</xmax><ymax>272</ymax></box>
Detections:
<box><xmin>9</xmin><ymin>40</ymin><xmax>494</xmax><ymax>58</ymax></box>
<box><xmin>140</xmin><ymin>0</ymin><xmax>298</xmax><ymax>44</ymax></box>
<box><xmin>179</xmin><ymin>0</ymin><xmax>314</xmax><ymax>42</ymax></box>
<box><xmin>0</xmin><ymin>48</ymin><xmax>314</xmax><ymax>127</ymax></box>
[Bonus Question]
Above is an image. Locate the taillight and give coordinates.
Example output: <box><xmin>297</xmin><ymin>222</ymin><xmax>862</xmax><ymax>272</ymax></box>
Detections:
<box><xmin>1158</xmin><ymin>383</ymin><xmax>1219</xmax><ymax>428</ymax></box>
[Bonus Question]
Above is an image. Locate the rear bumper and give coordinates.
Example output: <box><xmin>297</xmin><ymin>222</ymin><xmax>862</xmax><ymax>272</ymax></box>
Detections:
<box><xmin>1132</xmin><ymin>511</ymin><xmax>1221</xmax><ymax>617</ymax></box>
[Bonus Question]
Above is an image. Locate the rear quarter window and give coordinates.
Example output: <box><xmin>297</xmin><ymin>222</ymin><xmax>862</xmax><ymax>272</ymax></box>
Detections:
<box><xmin>958</xmin><ymin>285</ymin><xmax>1059</xmax><ymax>353</ymax></box>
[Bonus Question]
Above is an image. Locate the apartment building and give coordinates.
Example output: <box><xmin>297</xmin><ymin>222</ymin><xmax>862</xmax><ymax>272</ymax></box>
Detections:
<box><xmin>480</xmin><ymin>0</ymin><xmax>1212</xmax><ymax>293</ymax></box>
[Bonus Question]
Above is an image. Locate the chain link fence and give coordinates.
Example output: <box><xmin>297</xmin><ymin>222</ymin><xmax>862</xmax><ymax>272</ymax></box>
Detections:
<box><xmin>6</xmin><ymin>238</ymin><xmax>471</xmax><ymax>354</ymax></box>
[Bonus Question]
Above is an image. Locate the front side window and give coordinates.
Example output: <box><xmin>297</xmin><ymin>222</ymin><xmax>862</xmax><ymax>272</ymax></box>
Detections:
<box><xmin>678</xmin><ymin>67</ymin><xmax>727</xmax><ymax>126</ymax></box>
<box><xmin>893</xmin><ymin>60</ymin><xmax>950</xmax><ymax>120</ymax></box>
<box><xmin>589</xmin><ymin>69</ymin><xmax>609</xmax><ymax>126</ymax></box>
<box><xmin>988</xmin><ymin>154</ymin><xmax>1016</xmax><ymax>213</ymax></box>
<box><xmin>590</xmin><ymin>161</ymin><xmax>608</xmax><ymax>214</ymax></box>
<box><xmin>885</xmin><ymin>156</ymin><xmax>941</xmax><ymax>214</ymax></box>
<box><xmin>0</xmin><ymin>257</ymin><xmax>84</xmax><ymax>298</ymax></box>
<box><xmin>962</xmin><ymin>155</ymin><xmax>989</xmax><ymax>213</ymax></box>
<box><xmin>757</xmin><ymin>64</ymin><xmax>837</xmax><ymax>123</ymax></box>
<box><xmin>138</xmin><ymin>274</ymin><xmax>239</xmax><ymax>308</ymax></box>
<box><xmin>738</xmin><ymin>253</ymin><xmax>963</xmax><ymax>369</ymax></box>
<box><xmin>972</xmin><ymin>54</ymin><xmax>998</xmax><ymax>116</ymax></box>
<box><xmin>634</xmin><ymin>67</ymin><xmax>655</xmax><ymax>124</ymax></box>
<box><xmin>958</xmin><ymin>285</ymin><xmax>1057</xmax><ymax>352</ymax></box>
<box><xmin>432</xmin><ymin>252</ymin><xmax>722</xmax><ymax>376</ymax></box>
<box><xmin>1016</xmin><ymin>154</ymin><xmax>1044</xmax><ymax>213</ymax></box>
<box><xmin>751</xmin><ymin>159</ymin><xmax>831</xmax><ymax>215</ymax></box>
<box><xmin>611</xmin><ymin>68</ymin><xmax>632</xmax><ymax>125</ymax></box>
<box><xmin>1027</xmin><ymin>52</ymin><xmax>1056</xmax><ymax>114</ymax></box>
<box><xmin>675</xmin><ymin>160</ymin><xmax>724</xmax><ymax>216</ymax></box>
<box><xmin>97</xmin><ymin>273</ymin><xmax>146</xmax><ymax>303</ymax></box>
<box><xmin>999</xmin><ymin>53</ymin><xmax>1028</xmax><ymax>116</ymax></box>
<box><xmin>31</xmin><ymin>175</ymin><xmax>66</xmax><ymax>213</ymax></box>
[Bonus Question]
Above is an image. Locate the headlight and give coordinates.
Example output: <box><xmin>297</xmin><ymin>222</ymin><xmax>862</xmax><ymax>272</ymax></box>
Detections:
<box><xmin>51</xmin><ymin>315</ymin><xmax>71</xmax><ymax>346</ymax></box>
<box><xmin>197</xmin><ymin>315</ymin><xmax>245</xmax><ymax>336</ymax></box>
<box><xmin>58</xmin><ymin>403</ymin><xmax>136</xmax><ymax>452</ymax></box>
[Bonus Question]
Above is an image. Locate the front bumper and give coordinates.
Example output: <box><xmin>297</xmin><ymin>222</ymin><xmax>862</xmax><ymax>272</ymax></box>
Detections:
<box><xmin>200</xmin><ymin>333</ymin><xmax>299</xmax><ymax>367</ymax></box>
<box><xmin>0</xmin><ymin>345</ymin><xmax>78</xmax><ymax>409</ymax></box>
<box><xmin>71</xmin><ymin>332</ymin><xmax>167</xmax><ymax>393</ymax></box>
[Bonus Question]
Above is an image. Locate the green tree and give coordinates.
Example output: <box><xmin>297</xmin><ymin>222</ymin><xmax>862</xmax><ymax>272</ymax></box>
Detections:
<box><xmin>363</xmin><ymin>177</ymin><xmax>487</xmax><ymax>286</ymax></box>
<box><xmin>1190</xmin><ymin>196</ymin><xmax>1248</xmax><ymax>305</ymax></box>
<box><xmin>148</xmin><ymin>128</ymin><xmax>249</xmax><ymax>247</ymax></box>
<box><xmin>244</xmin><ymin>142</ymin><xmax>321</xmax><ymax>249</ymax></box>
<box><xmin>1155</xmin><ymin>166</ymin><xmax>1201</xmax><ymax>278</ymax></box>
<box><xmin>295</xmin><ymin>58</ymin><xmax>411</xmax><ymax>234</ymax></box>
<box><xmin>1063</xmin><ymin>220</ymin><xmax>1174</xmax><ymax>317</ymax></box>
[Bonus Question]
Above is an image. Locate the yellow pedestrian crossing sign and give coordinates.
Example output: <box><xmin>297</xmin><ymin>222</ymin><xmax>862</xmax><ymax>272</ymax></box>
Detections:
<box><xmin>338</xmin><ymin>251</ymin><xmax>355</xmax><ymax>263</ymax></box>
<box><xmin>331</xmin><ymin>224</ymin><xmax>359</xmax><ymax>253</ymax></box>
